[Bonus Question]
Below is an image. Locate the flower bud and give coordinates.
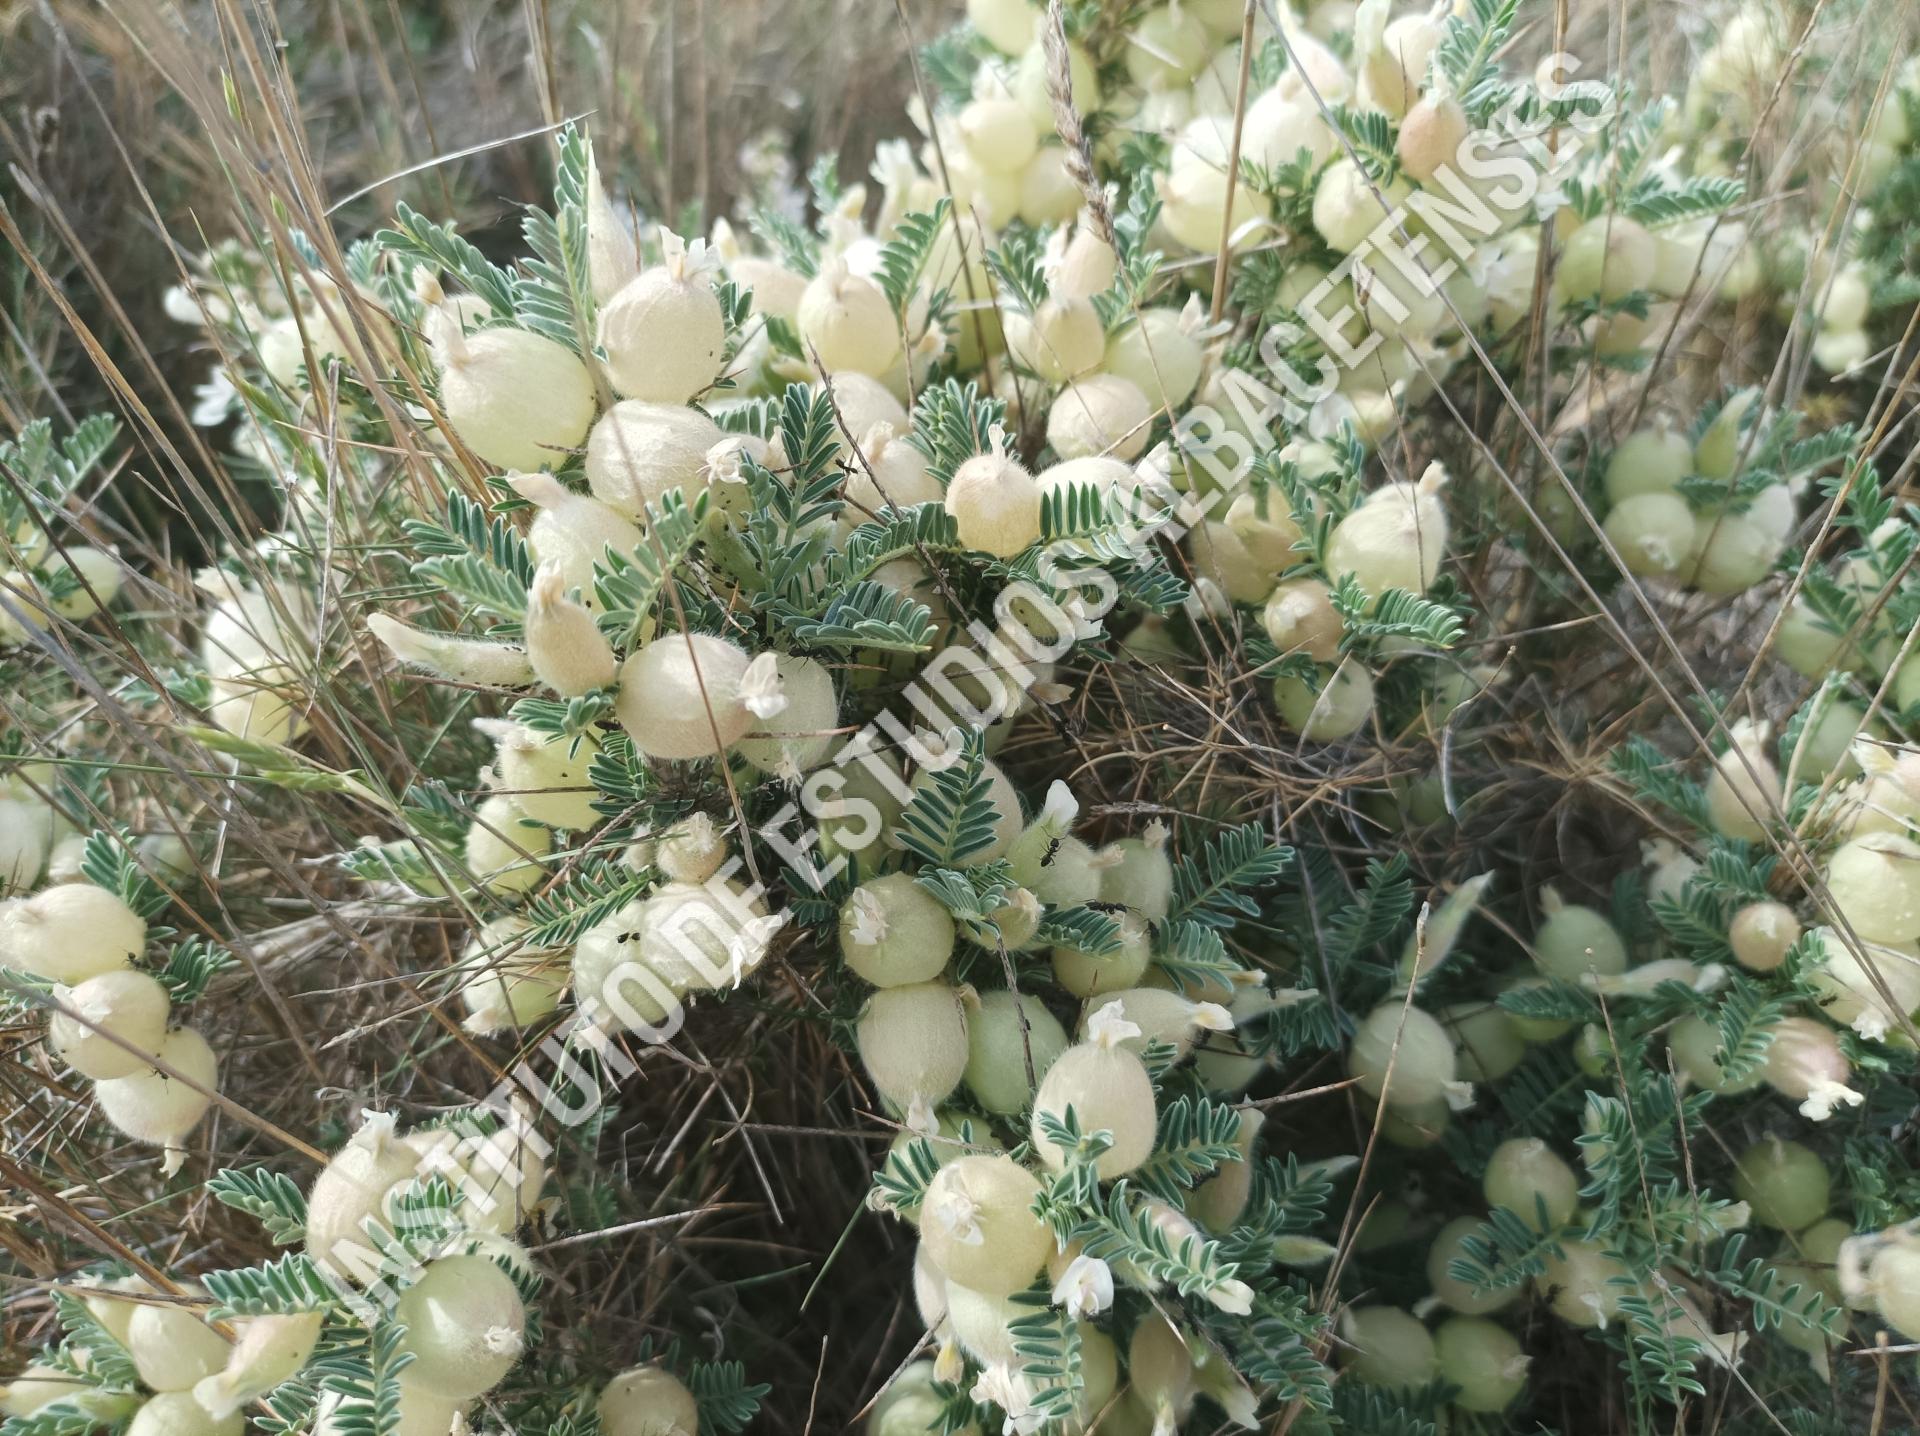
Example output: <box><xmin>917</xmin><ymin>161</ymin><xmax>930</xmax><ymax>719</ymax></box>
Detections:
<box><xmin>367</xmin><ymin>613</ymin><xmax>534</xmax><ymax>687</ymax></box>
<box><xmin>524</xmin><ymin>563</ymin><xmax>617</xmax><ymax>695</ymax></box>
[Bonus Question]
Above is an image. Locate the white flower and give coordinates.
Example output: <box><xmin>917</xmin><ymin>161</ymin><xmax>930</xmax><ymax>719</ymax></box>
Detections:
<box><xmin>846</xmin><ymin>888</ymin><xmax>888</xmax><ymax>946</ymax></box>
<box><xmin>928</xmin><ymin>1186</ymin><xmax>985</xmax><ymax>1247</ymax></box>
<box><xmin>1853</xmin><ymin>1009</ymin><xmax>1891</xmax><ymax>1041</ymax></box>
<box><xmin>1190</xmin><ymin>1002</ymin><xmax>1235</xmax><ymax>1032</ymax></box>
<box><xmin>970</xmin><ymin>1364</ymin><xmax>1045</xmax><ymax>1436</ymax></box>
<box><xmin>1038</xmin><ymin>780</ymin><xmax>1079</xmax><ymax>834</ymax></box>
<box><xmin>192</xmin><ymin>367</ymin><xmax>239</xmax><ymax>427</ymax></box>
<box><xmin>1085</xmin><ymin>999</ymin><xmax>1143</xmax><ymax>1051</ymax></box>
<box><xmin>739</xmin><ymin>652</ymin><xmax>789</xmax><ymax>720</ymax></box>
<box><xmin>727</xmin><ymin>912</ymin><xmax>786</xmax><ymax>986</ymax></box>
<box><xmin>905</xmin><ymin>1094</ymin><xmax>940</xmax><ymax>1137</ymax></box>
<box><xmin>1442</xmin><ymin>1080</ymin><xmax>1476</xmax><ymax>1112</ymax></box>
<box><xmin>1050</xmin><ymin>1254</ymin><xmax>1114</xmax><ymax>1319</ymax></box>
<box><xmin>1800</xmin><ymin>1078</ymin><xmax>1866</xmax><ymax>1121</ymax></box>
<box><xmin>658</xmin><ymin>226</ymin><xmax>722</xmax><ymax>281</ymax></box>
<box><xmin>1206</xmin><ymin>1278</ymin><xmax>1256</xmax><ymax>1316</ymax></box>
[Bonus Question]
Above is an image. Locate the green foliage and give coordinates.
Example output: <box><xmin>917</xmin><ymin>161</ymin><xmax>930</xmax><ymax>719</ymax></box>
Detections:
<box><xmin>402</xmin><ymin>490</ymin><xmax>536</xmax><ymax>633</ymax></box>
<box><xmin>1168</xmin><ymin>822</ymin><xmax>1292</xmax><ymax>929</ymax></box>
<box><xmin>208</xmin><ymin>1164</ymin><xmax>310</xmax><ymax>1244</ymax></box>
<box><xmin>79</xmin><ymin>829</ymin><xmax>170</xmax><ymax>920</ymax></box>
<box><xmin>895</xmin><ymin>730</ymin><xmax>1001</xmax><ymax>867</ymax></box>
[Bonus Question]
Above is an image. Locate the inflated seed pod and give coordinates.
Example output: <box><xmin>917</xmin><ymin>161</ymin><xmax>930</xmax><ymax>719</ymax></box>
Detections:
<box><xmin>1190</xmin><ymin>520</ymin><xmax>1280</xmax><ymax>604</ymax></box>
<box><xmin>944</xmin><ymin>434</ymin><xmax>1041</xmax><ymax>557</ymax></box>
<box><xmin>1442</xmin><ymin>1002</ymin><xmax>1525</xmax><ymax>1083</ymax></box>
<box><xmin>1126</xmin><ymin>1315</ymin><xmax>1193</xmax><ymax>1429</ymax></box>
<box><xmin>1686</xmin><ymin>512</ymin><xmax>1782</xmax><ymax>594</ymax></box>
<box><xmin>1694</xmin><ymin>390</ymin><xmax>1760</xmax><ymax>481</ymax></box>
<box><xmin>1805</xmin><ymin>927</ymin><xmax>1920</xmax><ymax>1040</ymax></box>
<box><xmin>985</xmin><ymin>887</ymin><xmax>1044</xmax><ymax>952</ymax></box>
<box><xmin>1030</xmin><ymin>1001</ymin><xmax>1157</xmax><ymax>1178</ymax></box>
<box><xmin>797</xmin><ymin>260</ymin><xmax>900</xmax><ymax>376</ymax></box>
<box><xmin>524</xmin><ymin>563</ymin><xmax>617</xmax><ymax>696</ymax></box>
<box><xmin>304</xmin><ymin>1117</ymin><xmax>424</xmax><ymax>1277</ymax></box>
<box><xmin>495</xmin><ymin>724</ymin><xmax>602</xmax><ymax>832</ymax></box>
<box><xmin>967</xmin><ymin>0</ymin><xmax>1035</xmax><ymax>53</ymax></box>
<box><xmin>0</xmin><ymin>797</ymin><xmax>47</xmax><ymax>894</ymax></box>
<box><xmin>857</xmin><ymin>981</ymin><xmax>971</xmax><ymax>1111</ymax></box>
<box><xmin>1397</xmin><ymin>93</ymin><xmax>1469</xmax><ymax>183</ymax></box>
<box><xmin>1340</xmin><ymin>1306</ymin><xmax>1437</xmax><ymax>1387</ymax></box>
<box><xmin>1435</xmin><ymin>1316</ymin><xmax>1529</xmax><ymax>1412</ymax></box>
<box><xmin>1534</xmin><ymin>886</ymin><xmax>1628</xmax><ymax>981</ymax></box>
<box><xmin>93</xmin><ymin>1027</ymin><xmax>217</xmax><ymax>1164</ymax></box>
<box><xmin>1103</xmin><ymin>307</ymin><xmax>1203</xmax><ymax>412</ymax></box>
<box><xmin>583</xmin><ymin>401</ymin><xmax>723</xmax><ymax>522</ymax></box>
<box><xmin>1013</xmin><ymin>37</ymin><xmax>1099</xmax><ymax>125</ymax></box>
<box><xmin>918</xmin><ymin>1154</ymin><xmax>1050</xmax><ymax>1296</ymax></box>
<box><xmin>1347</xmin><ymin>1002</ymin><xmax>1466</xmax><ymax>1113</ymax></box>
<box><xmin>597</xmin><ymin>1364</ymin><xmax>699</xmax><ymax>1436</ymax></box>
<box><xmin>1866</xmin><ymin>1245</ymin><xmax>1920</xmax><ymax>1340</ymax></box>
<box><xmin>1762</xmin><ymin>1016</ymin><xmax>1859</xmax><ymax>1119</ymax></box>
<box><xmin>1705</xmin><ymin>719</ymin><xmax>1781</xmax><ymax>840</ymax></box>
<box><xmin>1046</xmin><ymin>374</ymin><xmax>1151</xmax><ymax>461</ymax></box>
<box><xmin>1668</xmin><ymin>1014</ymin><xmax>1764</xmax><ymax>1095</ymax></box>
<box><xmin>393</xmin><ymin>1254</ymin><xmax>525</xmax><ymax>1400</ymax></box>
<box><xmin>1</xmin><ymin>1366</ymin><xmax>134</xmax><ymax>1422</ymax></box>
<box><xmin>1050</xmin><ymin>910</ymin><xmax>1152</xmax><ymax>997</ymax></box>
<box><xmin>1273</xmin><ymin>659</ymin><xmax>1375</xmax><ymax>741</ymax></box>
<box><xmin>1309</xmin><ymin>158</ymin><xmax>1396</xmax><ymax>254</ymax></box>
<box><xmin>1604</xmin><ymin>424</ymin><xmax>1693</xmax><ymax>504</ymax></box>
<box><xmin>735</xmin><ymin>653</ymin><xmax>838</xmax><ymax>775</ymax></box>
<box><xmin>1729</xmin><ymin>900</ymin><xmax>1800</xmax><ymax>972</ymax></box>
<box><xmin>1484</xmin><ymin>1138</ymin><xmax>1579</xmax><ymax>1230</ymax></box>
<box><xmin>1537</xmin><ymin>1238</ymin><xmax>1635</xmax><ymax>1328</ymax></box>
<box><xmin>456</xmin><ymin>918</ymin><xmax>566</xmax><ymax>1036</ymax></box>
<box><xmin>126</xmin><ymin>1297</ymin><xmax>232</xmax><ymax>1393</ymax></box>
<box><xmin>1189</xmin><ymin>1106</ymin><xmax>1264</xmax><ymax>1233</ymax></box>
<box><xmin>0</xmin><ymin>883</ymin><xmax>144</xmax><ymax>983</ymax></box>
<box><xmin>1823</xmin><ymin>832</ymin><xmax>1920</xmax><ymax>945</ymax></box>
<box><xmin>1734</xmin><ymin>1137</ymin><xmax>1831</xmax><ymax>1231</ymax></box>
<box><xmin>840</xmin><ymin>873</ymin><xmax>956</xmax><ymax>987</ymax></box>
<box><xmin>943</xmin><ymin>1280</ymin><xmax>1023</xmax><ymax>1367</ymax></box>
<box><xmin>1604</xmin><ymin>492</ymin><xmax>1696</xmax><ymax>578</ymax></box>
<box><xmin>187</xmin><ymin>1310</ymin><xmax>321</xmax><ymax>1418</ymax></box>
<box><xmin>1325</xmin><ymin>463</ymin><xmax>1449</xmax><ymax>597</ymax></box>
<box><xmin>1004</xmin><ymin>296</ymin><xmax>1104</xmax><ymax>384</ymax></box>
<box><xmin>463</xmin><ymin>795</ymin><xmax>551</xmax><ymax>896</ymax></box>
<box><xmin>964</xmin><ymin>989</ymin><xmax>1068</xmax><ymax>1114</ymax></box>
<box><xmin>1261</xmin><ymin>579</ymin><xmax>1342</xmax><ymax>661</ymax></box>
<box><xmin>650</xmin><ymin>814</ymin><xmax>724</xmax><ymax>886</ymax></box>
<box><xmin>47</xmin><ymin>969</ymin><xmax>170</xmax><ymax>1079</ymax></box>
<box><xmin>615</xmin><ymin>632</ymin><xmax>753</xmax><ymax>760</ymax></box>
<box><xmin>597</xmin><ymin>234</ymin><xmax>724</xmax><ymax>403</ymax></box>
<box><xmin>1098</xmin><ymin>824</ymin><xmax>1173</xmax><ymax>919</ymax></box>
<box><xmin>1555</xmin><ymin>216</ymin><xmax>1656</xmax><ymax>302</ymax></box>
<box><xmin>427</xmin><ymin>315</ymin><xmax>596</xmax><ymax>472</ymax></box>
<box><xmin>843</xmin><ymin>425</ymin><xmax>941</xmax><ymax>518</ymax></box>
<box><xmin>1429</xmin><ymin>1216</ymin><xmax>1518</xmax><ymax>1315</ymax></box>
<box><xmin>125</xmin><ymin>1392</ymin><xmax>241</xmax><ymax>1436</ymax></box>
<box><xmin>958</xmin><ymin>97</ymin><xmax>1040</xmax><ymax>174</ymax></box>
